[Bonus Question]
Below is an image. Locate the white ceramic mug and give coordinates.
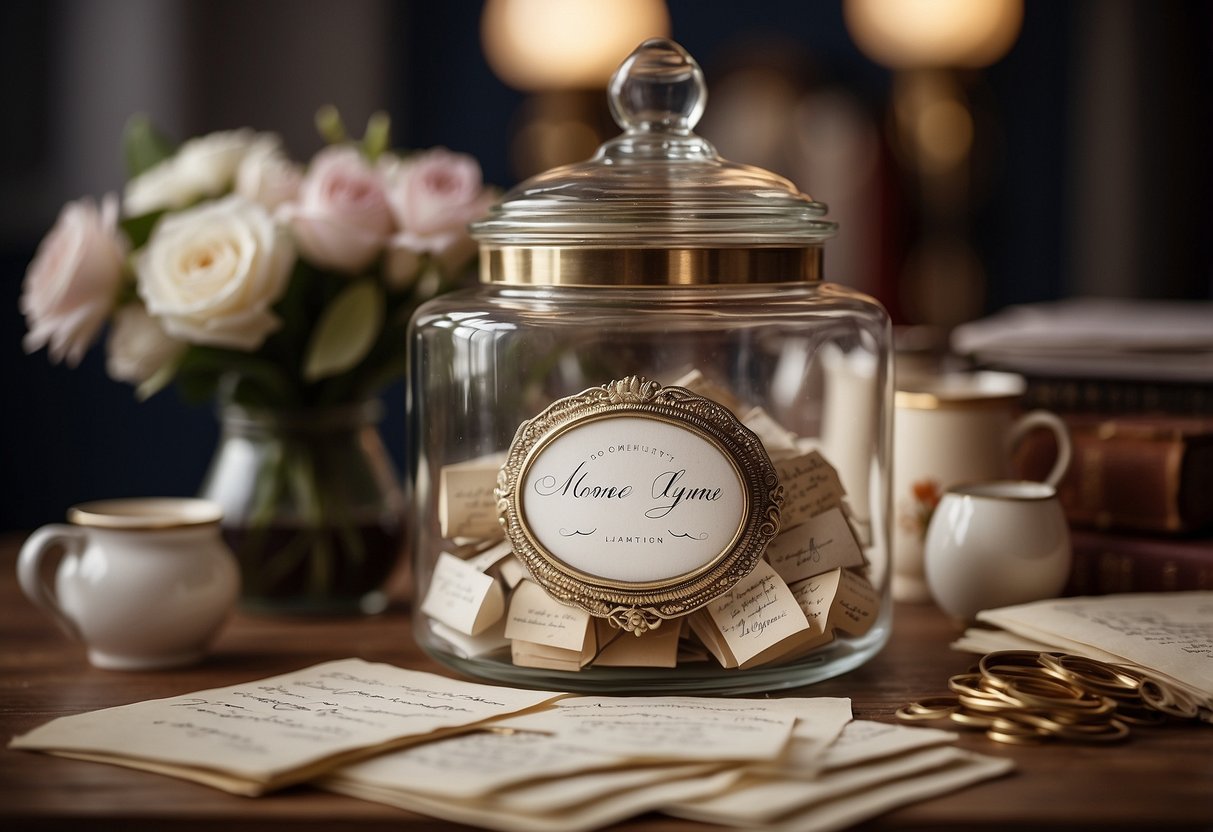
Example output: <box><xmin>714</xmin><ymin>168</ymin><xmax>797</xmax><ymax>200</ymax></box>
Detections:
<box><xmin>892</xmin><ymin>371</ymin><xmax>1071</xmax><ymax>602</ymax></box>
<box><xmin>18</xmin><ymin>498</ymin><xmax>240</xmax><ymax>670</ymax></box>
<box><xmin>924</xmin><ymin>480</ymin><xmax>1071</xmax><ymax>621</ymax></box>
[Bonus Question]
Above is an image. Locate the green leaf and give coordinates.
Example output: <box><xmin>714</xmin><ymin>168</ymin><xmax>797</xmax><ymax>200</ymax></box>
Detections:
<box><xmin>315</xmin><ymin>105</ymin><xmax>347</xmax><ymax>145</ymax></box>
<box><xmin>174</xmin><ymin>346</ymin><xmax>297</xmax><ymax>406</ymax></box>
<box><xmin>122</xmin><ymin>114</ymin><xmax>176</xmax><ymax>178</ymax></box>
<box><xmin>362</xmin><ymin>111</ymin><xmax>391</xmax><ymax>161</ymax></box>
<box><xmin>119</xmin><ymin>210</ymin><xmax>164</xmax><ymax>250</ymax></box>
<box><xmin>303</xmin><ymin>279</ymin><xmax>384</xmax><ymax>382</ymax></box>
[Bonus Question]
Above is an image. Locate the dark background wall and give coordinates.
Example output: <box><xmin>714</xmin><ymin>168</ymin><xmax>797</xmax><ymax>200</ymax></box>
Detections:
<box><xmin>2</xmin><ymin>0</ymin><xmax>1210</xmax><ymax>531</ymax></box>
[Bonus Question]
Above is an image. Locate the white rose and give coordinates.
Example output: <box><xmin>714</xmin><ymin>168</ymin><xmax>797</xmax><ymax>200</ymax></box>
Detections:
<box><xmin>105</xmin><ymin>301</ymin><xmax>186</xmax><ymax>384</ymax></box>
<box><xmin>236</xmin><ymin>137</ymin><xmax>302</xmax><ymax>210</ymax></box>
<box><xmin>21</xmin><ymin>194</ymin><xmax>127</xmax><ymax>366</ymax></box>
<box><xmin>284</xmin><ymin>145</ymin><xmax>393</xmax><ymax>273</ymax></box>
<box><xmin>137</xmin><ymin>195</ymin><xmax>295</xmax><ymax>351</ymax></box>
<box><xmin>381</xmin><ymin>148</ymin><xmax>492</xmax><ymax>281</ymax></box>
<box><xmin>124</xmin><ymin>129</ymin><xmax>263</xmax><ymax>216</ymax></box>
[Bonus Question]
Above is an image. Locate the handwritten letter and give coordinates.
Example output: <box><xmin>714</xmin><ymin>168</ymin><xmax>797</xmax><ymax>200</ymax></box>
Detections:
<box><xmin>505</xmin><ymin>580</ymin><xmax>594</xmax><ymax>653</ymax></box>
<box><xmin>765</xmin><ymin>506</ymin><xmax>866</xmax><ymax>585</ymax></box>
<box><xmin>439</xmin><ymin>453</ymin><xmax>506</xmax><ymax>540</ymax></box>
<box><xmin>8</xmin><ymin>659</ymin><xmax>563</xmax><ymax>795</ymax></box>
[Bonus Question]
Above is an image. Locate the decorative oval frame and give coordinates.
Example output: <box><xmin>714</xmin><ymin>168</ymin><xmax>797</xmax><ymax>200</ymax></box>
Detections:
<box><xmin>496</xmin><ymin>376</ymin><xmax>783</xmax><ymax>634</ymax></box>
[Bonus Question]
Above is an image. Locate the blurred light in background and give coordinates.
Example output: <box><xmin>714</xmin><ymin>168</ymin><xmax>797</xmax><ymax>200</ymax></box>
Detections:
<box><xmin>845</xmin><ymin>0</ymin><xmax>1023</xmax><ymax>334</ymax></box>
<box><xmin>844</xmin><ymin>0</ymin><xmax>1022</xmax><ymax>69</ymax></box>
<box><xmin>481</xmin><ymin>0</ymin><xmax>670</xmax><ymax>90</ymax></box>
<box><xmin>480</xmin><ymin>0</ymin><xmax>670</xmax><ymax>178</ymax></box>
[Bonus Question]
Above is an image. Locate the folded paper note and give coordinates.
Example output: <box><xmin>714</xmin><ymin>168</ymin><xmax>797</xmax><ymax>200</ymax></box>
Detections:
<box><xmin>765</xmin><ymin>505</ymin><xmax>866</xmax><ymax>586</ymax></box>
<box><xmin>438</xmin><ymin>453</ymin><xmax>506</xmax><ymax>540</ymax></box>
<box><xmin>7</xmin><ymin>659</ymin><xmax>563</xmax><ymax>795</ymax></box>
<box><xmin>505</xmin><ymin>579</ymin><xmax>595</xmax><ymax>652</ymax></box>
<box><xmin>773</xmin><ymin>449</ymin><xmax>847</xmax><ymax>529</ymax></box>
<box><xmin>691</xmin><ymin>559</ymin><xmax>827</xmax><ymax>669</ymax></box>
<box><xmin>421</xmin><ymin>551</ymin><xmax>506</xmax><ymax>636</ymax></box>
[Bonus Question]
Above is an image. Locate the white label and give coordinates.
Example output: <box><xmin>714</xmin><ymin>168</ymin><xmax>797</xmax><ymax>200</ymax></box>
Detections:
<box><xmin>519</xmin><ymin>415</ymin><xmax>747</xmax><ymax>585</ymax></box>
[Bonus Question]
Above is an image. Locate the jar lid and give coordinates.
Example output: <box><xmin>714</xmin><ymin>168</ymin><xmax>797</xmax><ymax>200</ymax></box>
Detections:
<box><xmin>473</xmin><ymin>38</ymin><xmax>836</xmax><ymax>286</ymax></box>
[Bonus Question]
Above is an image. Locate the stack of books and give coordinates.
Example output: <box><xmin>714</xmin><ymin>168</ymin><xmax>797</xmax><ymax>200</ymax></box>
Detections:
<box><xmin>952</xmin><ymin>299</ymin><xmax>1213</xmax><ymax>594</ymax></box>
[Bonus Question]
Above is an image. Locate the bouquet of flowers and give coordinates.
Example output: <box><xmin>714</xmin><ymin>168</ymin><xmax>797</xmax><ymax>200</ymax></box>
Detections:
<box><xmin>20</xmin><ymin>110</ymin><xmax>494</xmax><ymax>612</ymax></box>
<box><xmin>21</xmin><ymin>109</ymin><xmax>493</xmax><ymax>407</ymax></box>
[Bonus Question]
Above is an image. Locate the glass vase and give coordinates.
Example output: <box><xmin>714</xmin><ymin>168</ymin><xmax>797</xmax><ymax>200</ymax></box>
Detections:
<box><xmin>199</xmin><ymin>400</ymin><xmax>406</xmax><ymax>615</ymax></box>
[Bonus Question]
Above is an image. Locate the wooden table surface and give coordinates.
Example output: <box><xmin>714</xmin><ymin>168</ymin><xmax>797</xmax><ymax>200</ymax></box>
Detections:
<box><xmin>1</xmin><ymin>532</ymin><xmax>1210</xmax><ymax>831</ymax></box>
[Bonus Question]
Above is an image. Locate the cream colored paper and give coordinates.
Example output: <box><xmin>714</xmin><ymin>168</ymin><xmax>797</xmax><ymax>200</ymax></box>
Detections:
<box><xmin>765</xmin><ymin>506</ymin><xmax>866</xmax><ymax>585</ymax></box>
<box><xmin>755</xmin><ymin>751</ymin><xmax>1013</xmax><ymax>832</ymax></box>
<box><xmin>819</xmin><ymin>719</ymin><xmax>958</xmax><ymax>772</ymax></box>
<box><xmin>668</xmin><ymin>746</ymin><xmax>1011</xmax><ymax>831</ymax></box>
<box><xmin>438</xmin><ymin>453</ymin><xmax>506</xmax><ymax>540</ymax></box>
<box><xmin>325</xmin><ymin>766</ymin><xmax>741</xmax><ymax>832</ymax></box>
<box><xmin>592</xmin><ymin>618</ymin><xmax>682</xmax><ymax>668</ymax></box>
<box><xmin>774</xmin><ymin>449</ymin><xmax>847</xmax><ymax>529</ymax></box>
<box><xmin>742</xmin><ymin>406</ymin><xmax>802</xmax><ymax>458</ymax></box>
<box><xmin>420</xmin><ymin>551</ymin><xmax>505</xmax><ymax>636</ymax></box>
<box><xmin>791</xmin><ymin>567</ymin><xmax>881</xmax><ymax>638</ymax></box>
<box><xmin>976</xmin><ymin>592</ymin><xmax>1213</xmax><ymax>694</ymax></box>
<box><xmin>327</xmin><ymin>729</ymin><xmax>627</xmax><ymax>799</ymax></box>
<box><xmin>670</xmin><ymin>368</ymin><xmax>744</xmax><ymax>414</ymax></box>
<box><xmin>748</xmin><ymin>697</ymin><xmax>853</xmax><ymax>778</ymax></box>
<box><xmin>494</xmin><ymin>695</ymin><xmax>797</xmax><ymax>762</ymax></box>
<box><xmin>505</xmin><ymin>579</ymin><xmax>594</xmax><ymax>652</ymax></box>
<box><xmin>697</xmin><ymin>559</ymin><xmax>821</xmax><ymax>668</ymax></box>
<box><xmin>511</xmin><ymin>635</ymin><xmax>597</xmax><ymax>671</ymax></box>
<box><xmin>497</xmin><ymin>555</ymin><xmax>529</xmax><ymax>588</ymax></box>
<box><xmin>8</xmin><ymin>659</ymin><xmax>563</xmax><ymax>795</ymax></box>
<box><xmin>430</xmin><ymin>619</ymin><xmax>510</xmax><ymax>659</ymax></box>
<box><xmin>463</xmin><ymin>539</ymin><xmax>515</xmax><ymax>573</ymax></box>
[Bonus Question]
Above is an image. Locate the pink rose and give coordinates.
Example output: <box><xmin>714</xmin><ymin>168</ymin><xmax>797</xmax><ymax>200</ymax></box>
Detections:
<box><xmin>105</xmin><ymin>301</ymin><xmax>185</xmax><ymax>385</ymax></box>
<box><xmin>284</xmin><ymin>145</ymin><xmax>393</xmax><ymax>273</ymax></box>
<box><xmin>21</xmin><ymin>195</ymin><xmax>128</xmax><ymax>366</ymax></box>
<box><xmin>381</xmin><ymin>148</ymin><xmax>493</xmax><ymax>285</ymax></box>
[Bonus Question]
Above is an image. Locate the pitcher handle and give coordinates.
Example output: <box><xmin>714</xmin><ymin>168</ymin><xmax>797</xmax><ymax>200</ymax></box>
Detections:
<box><xmin>17</xmin><ymin>524</ymin><xmax>85</xmax><ymax>641</ymax></box>
<box><xmin>1008</xmin><ymin>410</ymin><xmax>1072</xmax><ymax>488</ymax></box>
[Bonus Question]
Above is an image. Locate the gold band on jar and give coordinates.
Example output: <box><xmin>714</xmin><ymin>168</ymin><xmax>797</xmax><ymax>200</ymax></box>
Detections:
<box><xmin>480</xmin><ymin>246</ymin><xmax>823</xmax><ymax>286</ymax></box>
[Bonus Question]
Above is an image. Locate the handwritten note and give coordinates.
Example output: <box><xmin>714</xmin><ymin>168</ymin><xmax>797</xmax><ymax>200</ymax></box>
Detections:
<box><xmin>421</xmin><ymin>552</ymin><xmax>505</xmax><ymax>636</ymax></box>
<box><xmin>495</xmin><ymin>695</ymin><xmax>797</xmax><ymax>762</ymax></box>
<box><xmin>327</xmin><ymin>728</ymin><xmax>627</xmax><ymax>800</ymax></box>
<box><xmin>462</xmin><ymin>539</ymin><xmax>515</xmax><ymax>573</ymax></box>
<box><xmin>439</xmin><ymin>453</ymin><xmax>506</xmax><ymax>540</ymax></box>
<box><xmin>8</xmin><ymin>659</ymin><xmax>564</xmax><ymax>795</ymax></box>
<box><xmin>774</xmin><ymin>449</ymin><xmax>846</xmax><ymax>529</ymax></box>
<box><xmin>765</xmin><ymin>506</ymin><xmax>866</xmax><ymax>585</ymax></box>
<box><xmin>505</xmin><ymin>580</ymin><xmax>594</xmax><ymax>652</ymax></box>
<box><xmin>691</xmin><ymin>559</ymin><xmax>823</xmax><ymax>668</ymax></box>
<box><xmin>511</xmin><ymin>636</ymin><xmax>598</xmax><ymax>671</ymax></box>
<box><xmin>791</xmin><ymin>568</ymin><xmax>881</xmax><ymax>638</ymax></box>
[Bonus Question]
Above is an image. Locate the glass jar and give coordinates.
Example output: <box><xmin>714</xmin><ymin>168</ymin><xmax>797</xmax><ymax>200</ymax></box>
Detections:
<box><xmin>199</xmin><ymin>401</ymin><xmax>406</xmax><ymax>615</ymax></box>
<box><xmin>408</xmin><ymin>39</ymin><xmax>892</xmax><ymax>693</ymax></box>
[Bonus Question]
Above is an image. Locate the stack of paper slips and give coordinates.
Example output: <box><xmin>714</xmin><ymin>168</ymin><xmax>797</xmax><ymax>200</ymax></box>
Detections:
<box><xmin>321</xmin><ymin>695</ymin><xmax>1013</xmax><ymax>832</ymax></box>
<box><xmin>10</xmin><ymin>659</ymin><xmax>1013</xmax><ymax>830</ymax></box>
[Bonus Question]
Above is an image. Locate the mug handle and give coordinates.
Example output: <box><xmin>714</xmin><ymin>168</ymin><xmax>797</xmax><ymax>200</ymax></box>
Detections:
<box><xmin>1008</xmin><ymin>410</ymin><xmax>1073</xmax><ymax>487</ymax></box>
<box><xmin>17</xmin><ymin>524</ymin><xmax>85</xmax><ymax>642</ymax></box>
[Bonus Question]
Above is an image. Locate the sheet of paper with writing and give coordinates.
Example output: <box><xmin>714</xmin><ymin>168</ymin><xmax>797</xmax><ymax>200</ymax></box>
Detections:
<box><xmin>976</xmin><ymin>592</ymin><xmax>1213</xmax><ymax>694</ymax></box>
<box><xmin>765</xmin><ymin>506</ymin><xmax>866</xmax><ymax>585</ymax></box>
<box><xmin>773</xmin><ymin>449</ymin><xmax>846</xmax><ymax>528</ymax></box>
<box><xmin>438</xmin><ymin>453</ymin><xmax>506</xmax><ymax>540</ymax></box>
<box><xmin>8</xmin><ymin>659</ymin><xmax>563</xmax><ymax>795</ymax></box>
<box><xmin>493</xmin><ymin>695</ymin><xmax>797</xmax><ymax>762</ymax></box>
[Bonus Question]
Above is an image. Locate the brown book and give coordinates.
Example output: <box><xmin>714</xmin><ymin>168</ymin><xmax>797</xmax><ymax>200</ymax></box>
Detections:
<box><xmin>1015</xmin><ymin>414</ymin><xmax>1213</xmax><ymax>533</ymax></box>
<box><xmin>1065</xmin><ymin>528</ymin><xmax>1213</xmax><ymax>595</ymax></box>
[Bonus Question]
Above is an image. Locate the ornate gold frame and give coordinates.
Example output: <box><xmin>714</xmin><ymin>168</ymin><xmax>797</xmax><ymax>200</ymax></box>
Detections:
<box><xmin>496</xmin><ymin>376</ymin><xmax>783</xmax><ymax>635</ymax></box>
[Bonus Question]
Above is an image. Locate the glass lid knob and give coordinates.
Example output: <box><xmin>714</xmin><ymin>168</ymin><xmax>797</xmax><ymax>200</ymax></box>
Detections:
<box><xmin>608</xmin><ymin>38</ymin><xmax>706</xmax><ymax>135</ymax></box>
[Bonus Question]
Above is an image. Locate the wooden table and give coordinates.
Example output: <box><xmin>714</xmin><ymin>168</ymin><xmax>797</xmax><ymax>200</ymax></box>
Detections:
<box><xmin>1</xmin><ymin>533</ymin><xmax>1210</xmax><ymax>831</ymax></box>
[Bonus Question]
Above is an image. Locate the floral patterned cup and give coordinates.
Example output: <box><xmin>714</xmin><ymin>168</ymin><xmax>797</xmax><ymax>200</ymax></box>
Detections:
<box><xmin>892</xmin><ymin>372</ymin><xmax>1070</xmax><ymax>602</ymax></box>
